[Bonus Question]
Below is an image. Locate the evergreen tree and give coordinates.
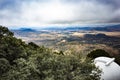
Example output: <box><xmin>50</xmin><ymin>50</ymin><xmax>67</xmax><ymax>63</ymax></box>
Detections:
<box><xmin>0</xmin><ymin>26</ymin><xmax>100</xmax><ymax>80</ymax></box>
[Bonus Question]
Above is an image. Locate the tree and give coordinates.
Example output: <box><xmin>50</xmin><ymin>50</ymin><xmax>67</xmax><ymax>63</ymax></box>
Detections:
<box><xmin>0</xmin><ymin>26</ymin><xmax>100</xmax><ymax>80</ymax></box>
<box><xmin>0</xmin><ymin>26</ymin><xmax>27</xmax><ymax>65</ymax></box>
<box><xmin>0</xmin><ymin>26</ymin><xmax>13</xmax><ymax>37</ymax></box>
<box><xmin>87</xmin><ymin>49</ymin><xmax>110</xmax><ymax>59</ymax></box>
<box><xmin>28</xmin><ymin>42</ymin><xmax>39</xmax><ymax>49</ymax></box>
<box><xmin>0</xmin><ymin>58</ymin><xmax>10</xmax><ymax>74</ymax></box>
<box><xmin>114</xmin><ymin>55</ymin><xmax>120</xmax><ymax>65</ymax></box>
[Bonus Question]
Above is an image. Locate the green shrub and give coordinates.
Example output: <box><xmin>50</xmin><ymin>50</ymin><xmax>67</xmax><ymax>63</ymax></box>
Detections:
<box><xmin>0</xmin><ymin>26</ymin><xmax>100</xmax><ymax>80</ymax></box>
<box><xmin>87</xmin><ymin>49</ymin><xmax>110</xmax><ymax>59</ymax></box>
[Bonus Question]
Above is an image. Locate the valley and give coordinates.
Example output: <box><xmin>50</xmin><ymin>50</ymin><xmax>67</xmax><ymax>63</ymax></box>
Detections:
<box><xmin>11</xmin><ymin>25</ymin><xmax>120</xmax><ymax>56</ymax></box>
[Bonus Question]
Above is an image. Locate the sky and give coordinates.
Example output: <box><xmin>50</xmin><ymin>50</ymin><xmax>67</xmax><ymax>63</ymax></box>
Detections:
<box><xmin>0</xmin><ymin>0</ymin><xmax>120</xmax><ymax>28</ymax></box>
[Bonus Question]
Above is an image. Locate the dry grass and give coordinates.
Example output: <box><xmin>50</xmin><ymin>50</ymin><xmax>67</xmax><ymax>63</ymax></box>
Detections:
<box><xmin>97</xmin><ymin>31</ymin><xmax>120</xmax><ymax>37</ymax></box>
<box><xmin>71</xmin><ymin>31</ymin><xmax>120</xmax><ymax>37</ymax></box>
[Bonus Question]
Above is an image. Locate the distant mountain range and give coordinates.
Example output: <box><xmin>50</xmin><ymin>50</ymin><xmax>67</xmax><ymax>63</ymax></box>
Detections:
<box><xmin>92</xmin><ymin>24</ymin><xmax>120</xmax><ymax>31</ymax></box>
<box><xmin>11</xmin><ymin>24</ymin><xmax>120</xmax><ymax>32</ymax></box>
<box><xmin>17</xmin><ymin>28</ymin><xmax>36</xmax><ymax>32</ymax></box>
<box><xmin>42</xmin><ymin>24</ymin><xmax>120</xmax><ymax>31</ymax></box>
<box><xmin>46</xmin><ymin>24</ymin><xmax>120</xmax><ymax>31</ymax></box>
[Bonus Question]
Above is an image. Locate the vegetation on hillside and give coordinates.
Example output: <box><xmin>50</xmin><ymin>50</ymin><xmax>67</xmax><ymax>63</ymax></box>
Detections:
<box><xmin>0</xmin><ymin>26</ymin><xmax>101</xmax><ymax>80</ymax></box>
<box><xmin>87</xmin><ymin>49</ymin><xmax>120</xmax><ymax>65</ymax></box>
<box><xmin>87</xmin><ymin>49</ymin><xmax>111</xmax><ymax>59</ymax></box>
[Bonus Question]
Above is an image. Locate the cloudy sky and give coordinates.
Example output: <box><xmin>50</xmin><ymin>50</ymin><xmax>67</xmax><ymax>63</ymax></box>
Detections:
<box><xmin>0</xmin><ymin>0</ymin><xmax>120</xmax><ymax>27</ymax></box>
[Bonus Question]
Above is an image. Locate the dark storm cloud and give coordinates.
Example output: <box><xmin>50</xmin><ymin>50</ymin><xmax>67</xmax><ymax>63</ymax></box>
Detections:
<box><xmin>0</xmin><ymin>0</ymin><xmax>20</xmax><ymax>9</ymax></box>
<box><xmin>97</xmin><ymin>0</ymin><xmax>120</xmax><ymax>7</ymax></box>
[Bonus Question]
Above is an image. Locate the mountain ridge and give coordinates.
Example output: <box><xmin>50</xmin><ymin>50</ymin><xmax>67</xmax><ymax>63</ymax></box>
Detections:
<box><xmin>11</xmin><ymin>24</ymin><xmax>120</xmax><ymax>32</ymax></box>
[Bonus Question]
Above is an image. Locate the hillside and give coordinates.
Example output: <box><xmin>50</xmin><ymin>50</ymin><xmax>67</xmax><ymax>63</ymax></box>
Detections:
<box><xmin>41</xmin><ymin>24</ymin><xmax>120</xmax><ymax>31</ymax></box>
<box><xmin>0</xmin><ymin>26</ymin><xmax>101</xmax><ymax>80</ymax></box>
<box><xmin>92</xmin><ymin>24</ymin><xmax>120</xmax><ymax>31</ymax></box>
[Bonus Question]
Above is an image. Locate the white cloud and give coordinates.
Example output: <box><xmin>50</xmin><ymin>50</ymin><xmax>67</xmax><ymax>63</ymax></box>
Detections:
<box><xmin>20</xmin><ymin>0</ymin><xmax>75</xmax><ymax>23</ymax></box>
<box><xmin>0</xmin><ymin>0</ymin><xmax>120</xmax><ymax>27</ymax></box>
